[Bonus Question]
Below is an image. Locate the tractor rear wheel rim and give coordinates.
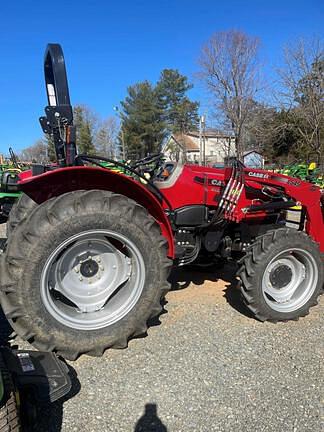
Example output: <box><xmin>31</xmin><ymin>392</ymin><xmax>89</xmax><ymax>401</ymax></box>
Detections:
<box><xmin>261</xmin><ymin>248</ymin><xmax>318</xmax><ymax>313</ymax></box>
<box><xmin>40</xmin><ymin>229</ymin><xmax>145</xmax><ymax>330</ymax></box>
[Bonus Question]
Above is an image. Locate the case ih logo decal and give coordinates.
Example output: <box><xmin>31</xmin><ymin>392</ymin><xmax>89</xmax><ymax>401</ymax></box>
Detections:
<box><xmin>194</xmin><ymin>176</ymin><xmax>225</xmax><ymax>187</ymax></box>
<box><xmin>210</xmin><ymin>179</ymin><xmax>225</xmax><ymax>186</ymax></box>
<box><xmin>248</xmin><ymin>172</ymin><xmax>269</xmax><ymax>179</ymax></box>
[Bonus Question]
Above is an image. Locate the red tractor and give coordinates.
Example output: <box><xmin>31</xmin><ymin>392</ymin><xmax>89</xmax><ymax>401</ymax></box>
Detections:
<box><xmin>0</xmin><ymin>44</ymin><xmax>323</xmax><ymax>360</ymax></box>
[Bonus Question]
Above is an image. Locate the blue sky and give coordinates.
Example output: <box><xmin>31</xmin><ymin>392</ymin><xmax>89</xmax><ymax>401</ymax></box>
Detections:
<box><xmin>0</xmin><ymin>0</ymin><xmax>323</xmax><ymax>154</ymax></box>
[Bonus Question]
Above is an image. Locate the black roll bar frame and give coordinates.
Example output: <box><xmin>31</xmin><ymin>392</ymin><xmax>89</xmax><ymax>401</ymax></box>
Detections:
<box><xmin>39</xmin><ymin>44</ymin><xmax>76</xmax><ymax>166</ymax></box>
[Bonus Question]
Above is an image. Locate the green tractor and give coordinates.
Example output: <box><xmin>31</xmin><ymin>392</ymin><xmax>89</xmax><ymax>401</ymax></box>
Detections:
<box><xmin>0</xmin><ymin>149</ymin><xmax>24</xmax><ymax>223</ymax></box>
<box><xmin>0</xmin><ymin>170</ymin><xmax>21</xmax><ymax>223</ymax></box>
<box><xmin>280</xmin><ymin>152</ymin><xmax>324</xmax><ymax>189</ymax></box>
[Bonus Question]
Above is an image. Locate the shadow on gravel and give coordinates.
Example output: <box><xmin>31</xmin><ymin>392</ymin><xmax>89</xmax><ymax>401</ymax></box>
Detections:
<box><xmin>168</xmin><ymin>260</ymin><xmax>254</xmax><ymax>319</ymax></box>
<box><xmin>134</xmin><ymin>403</ymin><xmax>167</xmax><ymax>432</ymax></box>
<box><xmin>0</xmin><ymin>308</ymin><xmax>81</xmax><ymax>432</ymax></box>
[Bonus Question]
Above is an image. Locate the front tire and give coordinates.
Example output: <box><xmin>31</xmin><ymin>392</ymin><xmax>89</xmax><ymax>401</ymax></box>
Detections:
<box><xmin>237</xmin><ymin>228</ymin><xmax>323</xmax><ymax>322</ymax></box>
<box><xmin>0</xmin><ymin>190</ymin><xmax>171</xmax><ymax>359</ymax></box>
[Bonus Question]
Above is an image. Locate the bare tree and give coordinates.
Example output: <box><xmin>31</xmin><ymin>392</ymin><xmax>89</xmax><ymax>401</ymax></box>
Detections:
<box><xmin>20</xmin><ymin>140</ymin><xmax>48</xmax><ymax>163</ymax></box>
<box><xmin>278</xmin><ymin>37</ymin><xmax>324</xmax><ymax>154</ymax></box>
<box><xmin>73</xmin><ymin>105</ymin><xmax>120</xmax><ymax>157</ymax></box>
<box><xmin>220</xmin><ymin>135</ymin><xmax>236</xmax><ymax>163</ymax></box>
<box><xmin>95</xmin><ymin>116</ymin><xmax>119</xmax><ymax>158</ymax></box>
<box><xmin>198</xmin><ymin>30</ymin><xmax>261</xmax><ymax>159</ymax></box>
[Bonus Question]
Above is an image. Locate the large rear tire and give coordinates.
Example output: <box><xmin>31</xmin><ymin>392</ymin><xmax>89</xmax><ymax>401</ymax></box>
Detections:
<box><xmin>0</xmin><ymin>190</ymin><xmax>171</xmax><ymax>360</ymax></box>
<box><xmin>237</xmin><ymin>228</ymin><xmax>323</xmax><ymax>322</ymax></box>
<box><xmin>6</xmin><ymin>194</ymin><xmax>37</xmax><ymax>238</ymax></box>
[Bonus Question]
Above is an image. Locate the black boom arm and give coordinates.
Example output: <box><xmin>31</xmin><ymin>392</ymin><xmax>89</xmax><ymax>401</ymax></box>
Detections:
<box><xmin>39</xmin><ymin>44</ymin><xmax>77</xmax><ymax>166</ymax></box>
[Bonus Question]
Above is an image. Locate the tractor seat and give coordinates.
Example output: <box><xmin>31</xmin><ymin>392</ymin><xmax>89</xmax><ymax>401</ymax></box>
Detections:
<box><xmin>154</xmin><ymin>163</ymin><xmax>184</xmax><ymax>189</ymax></box>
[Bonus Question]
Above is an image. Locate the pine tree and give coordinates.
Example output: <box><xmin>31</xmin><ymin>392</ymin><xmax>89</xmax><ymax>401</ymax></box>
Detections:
<box><xmin>73</xmin><ymin>105</ymin><xmax>96</xmax><ymax>154</ymax></box>
<box><xmin>121</xmin><ymin>81</ymin><xmax>165</xmax><ymax>159</ymax></box>
<box><xmin>156</xmin><ymin>69</ymin><xmax>199</xmax><ymax>134</ymax></box>
<box><xmin>78</xmin><ymin>120</ymin><xmax>95</xmax><ymax>154</ymax></box>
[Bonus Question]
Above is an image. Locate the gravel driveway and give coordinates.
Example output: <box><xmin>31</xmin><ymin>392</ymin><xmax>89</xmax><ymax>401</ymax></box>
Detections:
<box><xmin>0</xmin><ymin>223</ymin><xmax>323</xmax><ymax>431</ymax></box>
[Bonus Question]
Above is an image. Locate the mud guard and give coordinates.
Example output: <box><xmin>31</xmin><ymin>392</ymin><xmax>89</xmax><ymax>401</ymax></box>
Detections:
<box><xmin>19</xmin><ymin>166</ymin><xmax>175</xmax><ymax>257</ymax></box>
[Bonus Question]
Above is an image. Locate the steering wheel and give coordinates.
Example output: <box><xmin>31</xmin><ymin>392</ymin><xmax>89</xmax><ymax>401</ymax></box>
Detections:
<box><xmin>131</xmin><ymin>153</ymin><xmax>165</xmax><ymax>179</ymax></box>
<box><xmin>131</xmin><ymin>153</ymin><xmax>164</xmax><ymax>168</ymax></box>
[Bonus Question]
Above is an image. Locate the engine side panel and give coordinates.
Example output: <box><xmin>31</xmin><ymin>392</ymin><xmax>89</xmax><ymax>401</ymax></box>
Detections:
<box><xmin>157</xmin><ymin>164</ymin><xmax>226</xmax><ymax>209</ymax></box>
<box><xmin>158</xmin><ymin>163</ymin><xmax>324</xmax><ymax>252</ymax></box>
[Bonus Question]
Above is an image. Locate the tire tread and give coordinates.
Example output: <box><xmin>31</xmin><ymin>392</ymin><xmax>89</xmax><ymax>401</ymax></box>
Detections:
<box><xmin>237</xmin><ymin>228</ymin><xmax>323</xmax><ymax>322</ymax></box>
<box><xmin>1</xmin><ymin>190</ymin><xmax>172</xmax><ymax>360</ymax></box>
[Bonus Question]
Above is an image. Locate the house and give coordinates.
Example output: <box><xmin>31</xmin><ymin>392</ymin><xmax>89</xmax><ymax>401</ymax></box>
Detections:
<box><xmin>162</xmin><ymin>133</ymin><xmax>199</xmax><ymax>162</ymax></box>
<box><xmin>243</xmin><ymin>150</ymin><xmax>264</xmax><ymax>168</ymax></box>
<box><xmin>162</xmin><ymin>129</ymin><xmax>236</xmax><ymax>164</ymax></box>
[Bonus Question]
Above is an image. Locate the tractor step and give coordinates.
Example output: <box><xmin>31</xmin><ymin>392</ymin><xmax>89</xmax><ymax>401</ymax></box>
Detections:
<box><xmin>1</xmin><ymin>348</ymin><xmax>71</xmax><ymax>403</ymax></box>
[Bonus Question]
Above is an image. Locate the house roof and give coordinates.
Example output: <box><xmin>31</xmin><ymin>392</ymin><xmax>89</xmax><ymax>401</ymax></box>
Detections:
<box><xmin>170</xmin><ymin>134</ymin><xmax>199</xmax><ymax>151</ymax></box>
<box><xmin>243</xmin><ymin>150</ymin><xmax>263</xmax><ymax>156</ymax></box>
<box><xmin>187</xmin><ymin>129</ymin><xmax>234</xmax><ymax>139</ymax></box>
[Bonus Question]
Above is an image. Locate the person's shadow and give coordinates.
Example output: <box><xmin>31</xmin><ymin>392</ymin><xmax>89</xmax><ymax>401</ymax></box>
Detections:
<box><xmin>134</xmin><ymin>403</ymin><xmax>167</xmax><ymax>432</ymax></box>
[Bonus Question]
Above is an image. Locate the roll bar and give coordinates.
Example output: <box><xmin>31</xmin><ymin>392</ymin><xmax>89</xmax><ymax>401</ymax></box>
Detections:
<box><xmin>39</xmin><ymin>43</ymin><xmax>76</xmax><ymax>166</ymax></box>
<box><xmin>44</xmin><ymin>44</ymin><xmax>71</xmax><ymax>107</ymax></box>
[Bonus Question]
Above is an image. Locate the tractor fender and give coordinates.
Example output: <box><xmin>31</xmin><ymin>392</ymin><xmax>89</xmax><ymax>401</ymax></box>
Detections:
<box><xmin>19</xmin><ymin>166</ymin><xmax>175</xmax><ymax>257</ymax></box>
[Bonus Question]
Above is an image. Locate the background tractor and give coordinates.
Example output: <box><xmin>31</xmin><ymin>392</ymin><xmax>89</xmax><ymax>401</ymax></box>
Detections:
<box><xmin>0</xmin><ymin>44</ymin><xmax>323</xmax><ymax>360</ymax></box>
<box><xmin>0</xmin><ymin>149</ymin><xmax>23</xmax><ymax>223</ymax></box>
<box><xmin>279</xmin><ymin>151</ymin><xmax>324</xmax><ymax>189</ymax></box>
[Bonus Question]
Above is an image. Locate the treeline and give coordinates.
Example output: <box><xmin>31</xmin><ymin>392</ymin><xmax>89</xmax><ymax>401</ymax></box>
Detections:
<box><xmin>20</xmin><ymin>31</ymin><xmax>323</xmax><ymax>163</ymax></box>
<box><xmin>20</xmin><ymin>68</ymin><xmax>200</xmax><ymax>162</ymax></box>
<box><xmin>198</xmin><ymin>32</ymin><xmax>323</xmax><ymax>162</ymax></box>
<box><xmin>120</xmin><ymin>69</ymin><xmax>199</xmax><ymax>159</ymax></box>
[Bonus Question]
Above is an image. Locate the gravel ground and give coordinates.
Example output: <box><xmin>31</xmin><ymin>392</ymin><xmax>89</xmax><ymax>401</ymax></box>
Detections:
<box><xmin>0</xmin><ymin>223</ymin><xmax>323</xmax><ymax>432</ymax></box>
